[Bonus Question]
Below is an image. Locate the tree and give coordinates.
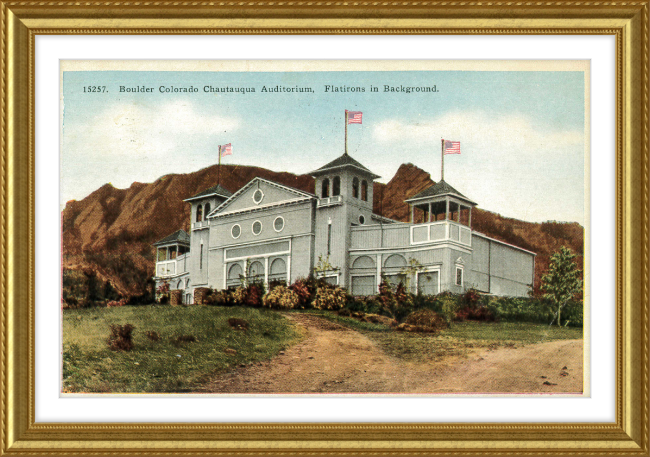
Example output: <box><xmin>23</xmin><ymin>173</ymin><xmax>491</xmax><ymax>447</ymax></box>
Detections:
<box><xmin>541</xmin><ymin>246</ymin><xmax>583</xmax><ymax>327</ymax></box>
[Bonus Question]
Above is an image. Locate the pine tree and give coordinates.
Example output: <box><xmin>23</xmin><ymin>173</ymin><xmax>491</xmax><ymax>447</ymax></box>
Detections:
<box><xmin>541</xmin><ymin>246</ymin><xmax>583</xmax><ymax>326</ymax></box>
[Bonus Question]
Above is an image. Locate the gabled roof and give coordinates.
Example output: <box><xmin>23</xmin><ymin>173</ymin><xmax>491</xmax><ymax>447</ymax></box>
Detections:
<box><xmin>310</xmin><ymin>153</ymin><xmax>380</xmax><ymax>179</ymax></box>
<box><xmin>405</xmin><ymin>180</ymin><xmax>477</xmax><ymax>206</ymax></box>
<box><xmin>207</xmin><ymin>177</ymin><xmax>316</xmax><ymax>218</ymax></box>
<box><xmin>184</xmin><ymin>184</ymin><xmax>233</xmax><ymax>202</ymax></box>
<box><xmin>153</xmin><ymin>229</ymin><xmax>190</xmax><ymax>246</ymax></box>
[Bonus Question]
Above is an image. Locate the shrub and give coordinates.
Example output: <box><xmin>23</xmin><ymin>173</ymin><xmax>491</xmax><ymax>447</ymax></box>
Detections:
<box><xmin>344</xmin><ymin>295</ymin><xmax>385</xmax><ymax>315</ymax></box>
<box><xmin>156</xmin><ymin>281</ymin><xmax>170</xmax><ymax>304</ymax></box>
<box><xmin>455</xmin><ymin>305</ymin><xmax>496</xmax><ymax>322</ymax></box>
<box><xmin>107</xmin><ymin>324</ymin><xmax>135</xmax><ymax>351</ymax></box>
<box><xmin>439</xmin><ymin>294</ymin><xmax>461</xmax><ymax>324</ymax></box>
<box><xmin>461</xmin><ymin>288</ymin><xmax>482</xmax><ymax>309</ymax></box>
<box><xmin>403</xmin><ymin>309</ymin><xmax>448</xmax><ymax>332</ymax></box>
<box><xmin>232</xmin><ymin>284</ymin><xmax>264</xmax><ymax>308</ymax></box>
<box><xmin>485</xmin><ymin>296</ymin><xmax>534</xmax><ymax>324</ymax></box>
<box><xmin>263</xmin><ymin>285</ymin><xmax>299</xmax><ymax>310</ymax></box>
<box><xmin>207</xmin><ymin>289</ymin><xmax>234</xmax><ymax>307</ymax></box>
<box><xmin>312</xmin><ymin>287</ymin><xmax>347</xmax><ymax>310</ymax></box>
<box><xmin>289</xmin><ymin>278</ymin><xmax>312</xmax><ymax>308</ymax></box>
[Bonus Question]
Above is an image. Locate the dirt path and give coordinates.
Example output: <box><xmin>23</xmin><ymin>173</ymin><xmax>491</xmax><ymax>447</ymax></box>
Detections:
<box><xmin>201</xmin><ymin>314</ymin><xmax>583</xmax><ymax>394</ymax></box>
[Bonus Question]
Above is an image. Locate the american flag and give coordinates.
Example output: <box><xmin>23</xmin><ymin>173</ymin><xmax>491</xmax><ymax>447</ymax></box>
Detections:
<box><xmin>347</xmin><ymin>111</ymin><xmax>363</xmax><ymax>124</ymax></box>
<box><xmin>443</xmin><ymin>140</ymin><xmax>461</xmax><ymax>155</ymax></box>
<box><xmin>220</xmin><ymin>143</ymin><xmax>232</xmax><ymax>157</ymax></box>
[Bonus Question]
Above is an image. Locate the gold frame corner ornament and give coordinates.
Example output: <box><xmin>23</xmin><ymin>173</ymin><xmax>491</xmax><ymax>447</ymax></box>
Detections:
<box><xmin>1</xmin><ymin>3</ymin><xmax>648</xmax><ymax>455</ymax></box>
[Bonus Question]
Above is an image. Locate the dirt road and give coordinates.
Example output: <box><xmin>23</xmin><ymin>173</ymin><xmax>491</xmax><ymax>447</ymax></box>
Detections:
<box><xmin>201</xmin><ymin>314</ymin><xmax>583</xmax><ymax>394</ymax></box>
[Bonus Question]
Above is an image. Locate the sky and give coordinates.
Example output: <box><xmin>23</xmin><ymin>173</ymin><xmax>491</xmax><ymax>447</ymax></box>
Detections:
<box><xmin>61</xmin><ymin>69</ymin><xmax>586</xmax><ymax>225</ymax></box>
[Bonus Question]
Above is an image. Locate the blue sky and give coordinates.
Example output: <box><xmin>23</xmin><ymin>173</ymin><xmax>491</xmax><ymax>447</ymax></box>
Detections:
<box><xmin>61</xmin><ymin>69</ymin><xmax>586</xmax><ymax>224</ymax></box>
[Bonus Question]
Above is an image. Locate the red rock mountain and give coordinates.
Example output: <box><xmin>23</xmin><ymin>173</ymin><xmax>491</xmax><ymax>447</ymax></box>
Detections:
<box><xmin>62</xmin><ymin>163</ymin><xmax>583</xmax><ymax>298</ymax></box>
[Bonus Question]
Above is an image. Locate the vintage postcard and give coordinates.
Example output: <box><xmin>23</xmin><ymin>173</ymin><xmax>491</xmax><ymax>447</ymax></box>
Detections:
<box><xmin>60</xmin><ymin>60</ymin><xmax>588</xmax><ymax>396</ymax></box>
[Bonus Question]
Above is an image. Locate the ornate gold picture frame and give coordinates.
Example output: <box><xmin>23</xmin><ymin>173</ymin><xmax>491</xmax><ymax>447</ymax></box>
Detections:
<box><xmin>2</xmin><ymin>3</ymin><xmax>648</xmax><ymax>455</ymax></box>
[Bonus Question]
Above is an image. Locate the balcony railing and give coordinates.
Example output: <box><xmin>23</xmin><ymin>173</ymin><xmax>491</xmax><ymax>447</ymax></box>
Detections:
<box><xmin>410</xmin><ymin>220</ymin><xmax>472</xmax><ymax>246</ymax></box>
<box><xmin>317</xmin><ymin>195</ymin><xmax>343</xmax><ymax>208</ymax></box>
<box><xmin>191</xmin><ymin>220</ymin><xmax>209</xmax><ymax>230</ymax></box>
<box><xmin>155</xmin><ymin>253</ymin><xmax>188</xmax><ymax>277</ymax></box>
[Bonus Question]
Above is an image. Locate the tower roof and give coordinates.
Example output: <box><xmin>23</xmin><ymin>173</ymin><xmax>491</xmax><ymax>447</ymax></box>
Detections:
<box><xmin>406</xmin><ymin>180</ymin><xmax>477</xmax><ymax>206</ymax></box>
<box><xmin>184</xmin><ymin>184</ymin><xmax>233</xmax><ymax>202</ymax></box>
<box><xmin>310</xmin><ymin>152</ymin><xmax>380</xmax><ymax>179</ymax></box>
<box><xmin>153</xmin><ymin>229</ymin><xmax>190</xmax><ymax>246</ymax></box>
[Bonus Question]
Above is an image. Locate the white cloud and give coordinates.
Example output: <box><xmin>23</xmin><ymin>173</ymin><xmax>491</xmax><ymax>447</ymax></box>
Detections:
<box><xmin>371</xmin><ymin>111</ymin><xmax>586</xmax><ymax>224</ymax></box>
<box><xmin>374</xmin><ymin>110</ymin><xmax>583</xmax><ymax>160</ymax></box>
<box><xmin>63</xmin><ymin>100</ymin><xmax>240</xmax><ymax>158</ymax></box>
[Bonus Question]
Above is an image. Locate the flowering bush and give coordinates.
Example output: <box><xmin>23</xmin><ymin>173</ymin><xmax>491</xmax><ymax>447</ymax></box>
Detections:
<box><xmin>289</xmin><ymin>278</ymin><xmax>312</xmax><ymax>308</ymax></box>
<box><xmin>232</xmin><ymin>284</ymin><xmax>264</xmax><ymax>307</ymax></box>
<box><xmin>262</xmin><ymin>285</ymin><xmax>299</xmax><ymax>310</ymax></box>
<box><xmin>156</xmin><ymin>281</ymin><xmax>170</xmax><ymax>304</ymax></box>
<box><xmin>312</xmin><ymin>287</ymin><xmax>347</xmax><ymax>310</ymax></box>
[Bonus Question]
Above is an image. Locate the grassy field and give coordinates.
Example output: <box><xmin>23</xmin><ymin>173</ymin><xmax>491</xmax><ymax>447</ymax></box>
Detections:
<box><xmin>299</xmin><ymin>309</ymin><xmax>583</xmax><ymax>362</ymax></box>
<box><xmin>62</xmin><ymin>305</ymin><xmax>302</xmax><ymax>393</ymax></box>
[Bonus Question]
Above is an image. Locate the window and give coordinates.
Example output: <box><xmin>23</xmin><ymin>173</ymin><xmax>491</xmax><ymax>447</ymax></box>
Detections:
<box><xmin>327</xmin><ymin>222</ymin><xmax>332</xmax><ymax>256</ymax></box>
<box><xmin>274</xmin><ymin>216</ymin><xmax>284</xmax><ymax>232</ymax></box>
<box><xmin>352</xmin><ymin>177</ymin><xmax>359</xmax><ymax>198</ymax></box>
<box><xmin>321</xmin><ymin>178</ymin><xmax>330</xmax><ymax>198</ymax></box>
<box><xmin>231</xmin><ymin>224</ymin><xmax>241</xmax><ymax>239</ymax></box>
<box><xmin>199</xmin><ymin>244</ymin><xmax>203</xmax><ymax>270</ymax></box>
<box><xmin>332</xmin><ymin>176</ymin><xmax>341</xmax><ymax>196</ymax></box>
<box><xmin>196</xmin><ymin>204</ymin><xmax>203</xmax><ymax>222</ymax></box>
<box><xmin>417</xmin><ymin>270</ymin><xmax>440</xmax><ymax>295</ymax></box>
<box><xmin>253</xmin><ymin>189</ymin><xmax>264</xmax><ymax>204</ymax></box>
<box><xmin>358</xmin><ymin>215</ymin><xmax>365</xmax><ymax>225</ymax></box>
<box><xmin>204</xmin><ymin>203</ymin><xmax>211</xmax><ymax>219</ymax></box>
<box><xmin>248</xmin><ymin>261</ymin><xmax>264</xmax><ymax>281</ymax></box>
<box><xmin>252</xmin><ymin>220</ymin><xmax>263</xmax><ymax>235</ymax></box>
<box><xmin>361</xmin><ymin>180</ymin><xmax>368</xmax><ymax>201</ymax></box>
<box><xmin>456</xmin><ymin>267</ymin><xmax>464</xmax><ymax>286</ymax></box>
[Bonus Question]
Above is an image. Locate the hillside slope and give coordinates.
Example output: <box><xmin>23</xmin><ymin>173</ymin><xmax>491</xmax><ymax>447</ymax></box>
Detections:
<box><xmin>62</xmin><ymin>163</ymin><xmax>583</xmax><ymax>300</ymax></box>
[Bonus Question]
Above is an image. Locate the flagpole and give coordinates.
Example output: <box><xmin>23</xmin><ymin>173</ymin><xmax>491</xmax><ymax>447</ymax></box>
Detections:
<box><xmin>344</xmin><ymin>110</ymin><xmax>348</xmax><ymax>156</ymax></box>
<box><xmin>441</xmin><ymin>138</ymin><xmax>444</xmax><ymax>182</ymax></box>
<box><xmin>217</xmin><ymin>145</ymin><xmax>222</xmax><ymax>186</ymax></box>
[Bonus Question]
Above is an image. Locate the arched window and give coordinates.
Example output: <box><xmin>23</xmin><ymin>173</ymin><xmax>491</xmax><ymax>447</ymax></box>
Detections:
<box><xmin>321</xmin><ymin>178</ymin><xmax>330</xmax><ymax>198</ymax></box>
<box><xmin>270</xmin><ymin>258</ymin><xmax>287</xmax><ymax>275</ymax></box>
<box><xmin>352</xmin><ymin>177</ymin><xmax>359</xmax><ymax>198</ymax></box>
<box><xmin>332</xmin><ymin>176</ymin><xmax>341</xmax><ymax>196</ymax></box>
<box><xmin>196</xmin><ymin>204</ymin><xmax>203</xmax><ymax>222</ymax></box>
<box><xmin>185</xmin><ymin>279</ymin><xmax>190</xmax><ymax>289</ymax></box>
<box><xmin>352</xmin><ymin>255</ymin><xmax>376</xmax><ymax>269</ymax></box>
<box><xmin>361</xmin><ymin>180</ymin><xmax>368</xmax><ymax>201</ymax></box>
<box><xmin>248</xmin><ymin>261</ymin><xmax>264</xmax><ymax>281</ymax></box>
<box><xmin>228</xmin><ymin>263</ymin><xmax>243</xmax><ymax>280</ymax></box>
<box><xmin>204</xmin><ymin>203</ymin><xmax>211</xmax><ymax>220</ymax></box>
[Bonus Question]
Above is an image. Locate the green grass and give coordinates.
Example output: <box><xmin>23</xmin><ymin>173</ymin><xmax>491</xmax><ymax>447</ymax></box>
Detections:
<box><xmin>62</xmin><ymin>305</ymin><xmax>302</xmax><ymax>393</ymax></box>
<box><xmin>297</xmin><ymin>310</ymin><xmax>582</xmax><ymax>362</ymax></box>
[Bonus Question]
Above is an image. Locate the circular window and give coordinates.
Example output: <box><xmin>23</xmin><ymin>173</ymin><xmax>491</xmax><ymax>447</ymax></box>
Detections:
<box><xmin>231</xmin><ymin>224</ymin><xmax>241</xmax><ymax>239</ymax></box>
<box><xmin>358</xmin><ymin>215</ymin><xmax>365</xmax><ymax>225</ymax></box>
<box><xmin>253</xmin><ymin>189</ymin><xmax>264</xmax><ymax>204</ymax></box>
<box><xmin>274</xmin><ymin>216</ymin><xmax>285</xmax><ymax>232</ymax></box>
<box><xmin>252</xmin><ymin>220</ymin><xmax>263</xmax><ymax>235</ymax></box>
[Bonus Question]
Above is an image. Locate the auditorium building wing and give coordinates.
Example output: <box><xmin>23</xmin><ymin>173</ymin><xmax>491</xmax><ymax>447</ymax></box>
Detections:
<box><xmin>153</xmin><ymin>152</ymin><xmax>536</xmax><ymax>304</ymax></box>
